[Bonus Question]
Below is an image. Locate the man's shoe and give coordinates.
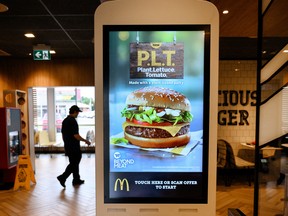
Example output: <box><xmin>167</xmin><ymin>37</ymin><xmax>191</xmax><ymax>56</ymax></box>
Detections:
<box><xmin>57</xmin><ymin>175</ymin><xmax>66</xmax><ymax>188</ymax></box>
<box><xmin>72</xmin><ymin>179</ymin><xmax>85</xmax><ymax>186</ymax></box>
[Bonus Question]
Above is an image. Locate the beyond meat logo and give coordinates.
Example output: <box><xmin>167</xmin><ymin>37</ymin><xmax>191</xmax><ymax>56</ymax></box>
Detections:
<box><xmin>130</xmin><ymin>42</ymin><xmax>184</xmax><ymax>79</ymax></box>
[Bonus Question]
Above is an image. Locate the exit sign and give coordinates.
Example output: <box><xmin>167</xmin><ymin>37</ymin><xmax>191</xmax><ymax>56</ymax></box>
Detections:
<box><xmin>33</xmin><ymin>50</ymin><xmax>51</xmax><ymax>60</ymax></box>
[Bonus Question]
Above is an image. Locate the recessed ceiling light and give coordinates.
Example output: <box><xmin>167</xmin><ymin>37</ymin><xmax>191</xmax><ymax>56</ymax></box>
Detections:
<box><xmin>223</xmin><ymin>10</ymin><xmax>229</xmax><ymax>14</ymax></box>
<box><xmin>25</xmin><ymin>33</ymin><xmax>35</xmax><ymax>38</ymax></box>
<box><xmin>283</xmin><ymin>50</ymin><xmax>288</xmax><ymax>53</ymax></box>
<box><xmin>50</xmin><ymin>50</ymin><xmax>56</xmax><ymax>54</ymax></box>
<box><xmin>0</xmin><ymin>3</ymin><xmax>8</xmax><ymax>12</ymax></box>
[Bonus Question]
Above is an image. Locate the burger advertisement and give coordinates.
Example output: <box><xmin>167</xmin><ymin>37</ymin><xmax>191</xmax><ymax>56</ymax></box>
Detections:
<box><xmin>120</xmin><ymin>87</ymin><xmax>193</xmax><ymax>148</ymax></box>
<box><xmin>104</xmin><ymin>26</ymin><xmax>210</xmax><ymax>203</ymax></box>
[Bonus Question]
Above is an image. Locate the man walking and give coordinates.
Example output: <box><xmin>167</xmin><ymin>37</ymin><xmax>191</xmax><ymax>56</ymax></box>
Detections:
<box><xmin>57</xmin><ymin>105</ymin><xmax>91</xmax><ymax>188</ymax></box>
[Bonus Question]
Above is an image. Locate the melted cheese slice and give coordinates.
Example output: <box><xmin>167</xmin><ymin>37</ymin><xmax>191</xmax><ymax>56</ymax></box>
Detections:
<box><xmin>122</xmin><ymin>121</ymin><xmax>189</xmax><ymax>137</ymax></box>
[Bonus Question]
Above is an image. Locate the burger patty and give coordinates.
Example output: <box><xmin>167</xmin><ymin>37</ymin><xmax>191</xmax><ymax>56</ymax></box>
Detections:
<box><xmin>125</xmin><ymin>125</ymin><xmax>190</xmax><ymax>139</ymax></box>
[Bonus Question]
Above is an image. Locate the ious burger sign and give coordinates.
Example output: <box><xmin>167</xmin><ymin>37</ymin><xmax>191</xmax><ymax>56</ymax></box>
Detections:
<box><xmin>121</xmin><ymin>87</ymin><xmax>193</xmax><ymax>148</ymax></box>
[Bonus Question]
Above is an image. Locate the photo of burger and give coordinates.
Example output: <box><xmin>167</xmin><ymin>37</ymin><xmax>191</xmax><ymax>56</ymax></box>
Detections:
<box><xmin>120</xmin><ymin>87</ymin><xmax>193</xmax><ymax>148</ymax></box>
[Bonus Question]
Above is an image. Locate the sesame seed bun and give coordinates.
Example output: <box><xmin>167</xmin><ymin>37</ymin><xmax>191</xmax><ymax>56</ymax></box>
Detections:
<box><xmin>125</xmin><ymin>87</ymin><xmax>191</xmax><ymax>111</ymax></box>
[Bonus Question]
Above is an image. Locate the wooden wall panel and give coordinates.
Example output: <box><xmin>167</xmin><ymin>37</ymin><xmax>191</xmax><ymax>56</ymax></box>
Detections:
<box><xmin>0</xmin><ymin>58</ymin><xmax>94</xmax><ymax>106</ymax></box>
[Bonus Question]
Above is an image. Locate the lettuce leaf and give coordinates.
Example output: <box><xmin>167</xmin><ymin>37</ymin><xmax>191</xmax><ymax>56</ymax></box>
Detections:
<box><xmin>121</xmin><ymin>107</ymin><xmax>193</xmax><ymax>125</ymax></box>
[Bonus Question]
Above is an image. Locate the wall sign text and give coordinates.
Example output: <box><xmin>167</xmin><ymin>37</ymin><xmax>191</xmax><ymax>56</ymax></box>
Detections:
<box><xmin>218</xmin><ymin>90</ymin><xmax>256</xmax><ymax>126</ymax></box>
<box><xmin>130</xmin><ymin>42</ymin><xmax>184</xmax><ymax>79</ymax></box>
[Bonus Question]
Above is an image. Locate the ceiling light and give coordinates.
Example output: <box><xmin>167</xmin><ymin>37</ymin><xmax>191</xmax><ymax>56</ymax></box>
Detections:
<box><xmin>223</xmin><ymin>10</ymin><xmax>229</xmax><ymax>14</ymax></box>
<box><xmin>25</xmin><ymin>33</ymin><xmax>35</xmax><ymax>38</ymax></box>
<box><xmin>50</xmin><ymin>50</ymin><xmax>56</xmax><ymax>54</ymax></box>
<box><xmin>0</xmin><ymin>3</ymin><xmax>8</xmax><ymax>12</ymax></box>
<box><xmin>283</xmin><ymin>50</ymin><xmax>288</xmax><ymax>53</ymax></box>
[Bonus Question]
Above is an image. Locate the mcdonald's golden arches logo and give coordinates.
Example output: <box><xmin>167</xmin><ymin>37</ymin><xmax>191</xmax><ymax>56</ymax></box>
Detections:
<box><xmin>114</xmin><ymin>178</ymin><xmax>129</xmax><ymax>191</ymax></box>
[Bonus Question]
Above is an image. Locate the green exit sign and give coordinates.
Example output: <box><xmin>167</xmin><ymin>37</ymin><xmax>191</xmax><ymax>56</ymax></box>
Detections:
<box><xmin>33</xmin><ymin>50</ymin><xmax>51</xmax><ymax>60</ymax></box>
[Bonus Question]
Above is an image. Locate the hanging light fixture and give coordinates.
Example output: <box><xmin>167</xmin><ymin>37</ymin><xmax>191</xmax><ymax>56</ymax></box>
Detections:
<box><xmin>0</xmin><ymin>3</ymin><xmax>8</xmax><ymax>12</ymax></box>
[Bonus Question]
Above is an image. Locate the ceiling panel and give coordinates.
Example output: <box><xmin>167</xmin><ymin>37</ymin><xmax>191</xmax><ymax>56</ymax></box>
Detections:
<box><xmin>209</xmin><ymin>0</ymin><xmax>258</xmax><ymax>37</ymax></box>
<box><xmin>263</xmin><ymin>0</ymin><xmax>288</xmax><ymax>37</ymax></box>
<box><xmin>0</xmin><ymin>0</ymin><xmax>48</xmax><ymax>15</ymax></box>
<box><xmin>0</xmin><ymin>16</ymin><xmax>60</xmax><ymax>30</ymax></box>
<box><xmin>0</xmin><ymin>0</ymin><xmax>286</xmax><ymax>59</ymax></box>
<box><xmin>0</xmin><ymin>0</ymin><xmax>100</xmax><ymax>58</ymax></box>
<box><xmin>56</xmin><ymin>16</ymin><xmax>94</xmax><ymax>29</ymax></box>
<box><xmin>67</xmin><ymin>30</ymin><xmax>94</xmax><ymax>40</ymax></box>
<box><xmin>41</xmin><ymin>0</ymin><xmax>101</xmax><ymax>14</ymax></box>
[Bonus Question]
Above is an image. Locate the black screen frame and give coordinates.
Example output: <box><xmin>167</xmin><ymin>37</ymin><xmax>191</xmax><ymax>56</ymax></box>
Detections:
<box><xmin>103</xmin><ymin>24</ymin><xmax>211</xmax><ymax>204</ymax></box>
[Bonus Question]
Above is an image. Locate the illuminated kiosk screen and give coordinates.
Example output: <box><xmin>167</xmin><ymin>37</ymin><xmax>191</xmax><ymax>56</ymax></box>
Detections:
<box><xmin>9</xmin><ymin>131</ymin><xmax>20</xmax><ymax>165</ymax></box>
<box><xmin>103</xmin><ymin>25</ymin><xmax>210</xmax><ymax>204</ymax></box>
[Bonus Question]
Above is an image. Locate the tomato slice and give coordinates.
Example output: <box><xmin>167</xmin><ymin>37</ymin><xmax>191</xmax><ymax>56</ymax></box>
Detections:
<box><xmin>128</xmin><ymin>118</ymin><xmax>173</xmax><ymax>126</ymax></box>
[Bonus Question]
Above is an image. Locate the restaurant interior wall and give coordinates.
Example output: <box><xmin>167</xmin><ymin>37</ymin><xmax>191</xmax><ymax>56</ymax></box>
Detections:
<box><xmin>218</xmin><ymin>60</ymin><xmax>257</xmax><ymax>153</ymax></box>
<box><xmin>0</xmin><ymin>58</ymin><xmax>94</xmax><ymax>107</ymax></box>
<box><xmin>0</xmin><ymin>57</ymin><xmax>258</xmax><ymax>157</ymax></box>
